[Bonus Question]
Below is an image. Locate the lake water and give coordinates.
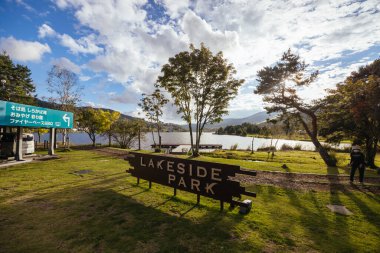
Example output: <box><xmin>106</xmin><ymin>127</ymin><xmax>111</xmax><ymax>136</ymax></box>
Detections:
<box><xmin>35</xmin><ymin>132</ymin><xmax>349</xmax><ymax>151</ymax></box>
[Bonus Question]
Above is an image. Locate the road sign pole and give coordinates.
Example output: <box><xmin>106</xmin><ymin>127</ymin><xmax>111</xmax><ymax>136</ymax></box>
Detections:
<box><xmin>15</xmin><ymin>126</ymin><xmax>23</xmax><ymax>161</ymax></box>
<box><xmin>48</xmin><ymin>128</ymin><xmax>55</xmax><ymax>155</ymax></box>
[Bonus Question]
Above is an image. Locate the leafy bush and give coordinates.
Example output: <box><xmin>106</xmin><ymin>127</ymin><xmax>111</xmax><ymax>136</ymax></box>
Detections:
<box><xmin>257</xmin><ymin>146</ymin><xmax>276</xmax><ymax>152</ymax></box>
<box><xmin>230</xmin><ymin>143</ymin><xmax>238</xmax><ymax>150</ymax></box>
<box><xmin>280</xmin><ymin>144</ymin><xmax>293</xmax><ymax>151</ymax></box>
<box><xmin>294</xmin><ymin>144</ymin><xmax>303</xmax><ymax>150</ymax></box>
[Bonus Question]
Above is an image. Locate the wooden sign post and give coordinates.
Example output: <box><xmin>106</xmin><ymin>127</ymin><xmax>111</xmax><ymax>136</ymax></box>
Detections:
<box><xmin>125</xmin><ymin>152</ymin><xmax>257</xmax><ymax>212</ymax></box>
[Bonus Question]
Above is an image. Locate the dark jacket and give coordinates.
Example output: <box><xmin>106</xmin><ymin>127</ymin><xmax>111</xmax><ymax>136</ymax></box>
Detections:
<box><xmin>350</xmin><ymin>149</ymin><xmax>365</xmax><ymax>166</ymax></box>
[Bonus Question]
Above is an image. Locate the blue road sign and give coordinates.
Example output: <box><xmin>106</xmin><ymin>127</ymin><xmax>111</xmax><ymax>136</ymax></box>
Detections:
<box><xmin>0</xmin><ymin>100</ymin><xmax>73</xmax><ymax>129</ymax></box>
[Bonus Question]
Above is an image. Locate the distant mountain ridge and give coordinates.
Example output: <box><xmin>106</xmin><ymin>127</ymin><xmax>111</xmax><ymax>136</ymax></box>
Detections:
<box><xmin>35</xmin><ymin>98</ymin><xmax>185</xmax><ymax>131</ymax></box>
<box><xmin>181</xmin><ymin>111</ymin><xmax>275</xmax><ymax>130</ymax></box>
<box><xmin>210</xmin><ymin>111</ymin><xmax>274</xmax><ymax>128</ymax></box>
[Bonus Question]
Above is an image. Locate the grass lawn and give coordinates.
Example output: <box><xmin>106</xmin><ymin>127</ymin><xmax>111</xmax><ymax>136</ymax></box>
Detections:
<box><xmin>0</xmin><ymin>150</ymin><xmax>379</xmax><ymax>252</ymax></box>
<box><xmin>188</xmin><ymin>150</ymin><xmax>380</xmax><ymax>176</ymax></box>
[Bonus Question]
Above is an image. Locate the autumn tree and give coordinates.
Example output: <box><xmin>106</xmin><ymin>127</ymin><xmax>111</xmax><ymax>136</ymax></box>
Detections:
<box><xmin>320</xmin><ymin>59</ymin><xmax>380</xmax><ymax>168</ymax></box>
<box><xmin>254</xmin><ymin>49</ymin><xmax>336</xmax><ymax>166</ymax></box>
<box><xmin>34</xmin><ymin>128</ymin><xmax>49</xmax><ymax>143</ymax></box>
<box><xmin>100</xmin><ymin>110</ymin><xmax>120</xmax><ymax>147</ymax></box>
<box><xmin>157</xmin><ymin>43</ymin><xmax>244</xmax><ymax>156</ymax></box>
<box><xmin>139</xmin><ymin>89</ymin><xmax>168</xmax><ymax>151</ymax></box>
<box><xmin>0</xmin><ymin>52</ymin><xmax>35</xmax><ymax>104</ymax></box>
<box><xmin>77</xmin><ymin>108</ymin><xmax>105</xmax><ymax>147</ymax></box>
<box><xmin>47</xmin><ymin>65</ymin><xmax>82</xmax><ymax>146</ymax></box>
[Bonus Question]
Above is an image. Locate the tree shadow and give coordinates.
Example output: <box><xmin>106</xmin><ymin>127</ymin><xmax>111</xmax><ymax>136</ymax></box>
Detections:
<box><xmin>282</xmin><ymin>186</ymin><xmax>355</xmax><ymax>252</ymax></box>
<box><xmin>0</xmin><ymin>184</ymin><xmax>255</xmax><ymax>252</ymax></box>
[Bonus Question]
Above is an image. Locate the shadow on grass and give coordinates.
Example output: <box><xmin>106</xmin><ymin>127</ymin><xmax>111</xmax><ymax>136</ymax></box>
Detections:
<box><xmin>283</xmin><ymin>187</ymin><xmax>355</xmax><ymax>252</ymax></box>
<box><xmin>0</xmin><ymin>184</ymin><xmax>254</xmax><ymax>253</ymax></box>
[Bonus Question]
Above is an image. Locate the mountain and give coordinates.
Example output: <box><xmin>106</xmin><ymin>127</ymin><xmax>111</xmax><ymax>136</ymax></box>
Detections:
<box><xmin>180</xmin><ymin>111</ymin><xmax>276</xmax><ymax>130</ymax></box>
<box><xmin>35</xmin><ymin>98</ymin><xmax>185</xmax><ymax>131</ymax></box>
<box><xmin>211</xmin><ymin>111</ymin><xmax>274</xmax><ymax>128</ymax></box>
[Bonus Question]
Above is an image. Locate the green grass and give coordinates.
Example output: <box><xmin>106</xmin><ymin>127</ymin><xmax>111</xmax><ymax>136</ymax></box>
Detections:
<box><xmin>188</xmin><ymin>150</ymin><xmax>380</xmax><ymax>176</ymax></box>
<box><xmin>1</xmin><ymin>150</ymin><xmax>379</xmax><ymax>252</ymax></box>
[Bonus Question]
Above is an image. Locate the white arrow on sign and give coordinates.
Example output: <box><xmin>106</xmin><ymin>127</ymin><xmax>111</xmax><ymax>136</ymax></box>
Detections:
<box><xmin>63</xmin><ymin>114</ymin><xmax>70</xmax><ymax>127</ymax></box>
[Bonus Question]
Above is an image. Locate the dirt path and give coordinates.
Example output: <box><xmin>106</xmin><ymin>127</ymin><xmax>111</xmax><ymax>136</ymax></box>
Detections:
<box><xmin>93</xmin><ymin>148</ymin><xmax>380</xmax><ymax>193</ymax></box>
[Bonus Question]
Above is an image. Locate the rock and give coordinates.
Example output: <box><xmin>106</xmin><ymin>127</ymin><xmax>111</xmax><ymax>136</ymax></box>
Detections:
<box><xmin>326</xmin><ymin>205</ymin><xmax>353</xmax><ymax>216</ymax></box>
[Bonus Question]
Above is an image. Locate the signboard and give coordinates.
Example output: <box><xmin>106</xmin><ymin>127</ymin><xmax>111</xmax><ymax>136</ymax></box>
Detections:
<box><xmin>0</xmin><ymin>100</ymin><xmax>73</xmax><ymax>129</ymax></box>
<box><xmin>126</xmin><ymin>152</ymin><xmax>257</xmax><ymax>210</ymax></box>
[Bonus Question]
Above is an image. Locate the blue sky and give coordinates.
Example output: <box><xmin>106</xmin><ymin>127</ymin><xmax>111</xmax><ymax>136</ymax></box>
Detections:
<box><xmin>1</xmin><ymin>0</ymin><xmax>379</xmax><ymax>123</ymax></box>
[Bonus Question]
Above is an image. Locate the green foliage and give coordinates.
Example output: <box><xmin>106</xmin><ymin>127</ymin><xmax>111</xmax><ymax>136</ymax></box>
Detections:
<box><xmin>255</xmin><ymin>49</ymin><xmax>335</xmax><ymax>166</ymax></box>
<box><xmin>216</xmin><ymin>123</ymin><xmax>265</xmax><ymax>136</ymax></box>
<box><xmin>157</xmin><ymin>43</ymin><xmax>244</xmax><ymax>156</ymax></box>
<box><xmin>320</xmin><ymin>59</ymin><xmax>380</xmax><ymax>168</ymax></box>
<box><xmin>139</xmin><ymin>89</ymin><xmax>168</xmax><ymax>148</ymax></box>
<box><xmin>0</xmin><ymin>52</ymin><xmax>35</xmax><ymax>104</ymax></box>
<box><xmin>111</xmin><ymin>119</ymin><xmax>140</xmax><ymax>149</ymax></box>
<box><xmin>99</xmin><ymin>110</ymin><xmax>121</xmax><ymax>146</ymax></box>
<box><xmin>77</xmin><ymin>108</ymin><xmax>107</xmax><ymax>146</ymax></box>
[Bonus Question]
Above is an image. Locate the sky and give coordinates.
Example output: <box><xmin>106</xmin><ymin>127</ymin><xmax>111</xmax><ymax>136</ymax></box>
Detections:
<box><xmin>0</xmin><ymin>0</ymin><xmax>379</xmax><ymax>124</ymax></box>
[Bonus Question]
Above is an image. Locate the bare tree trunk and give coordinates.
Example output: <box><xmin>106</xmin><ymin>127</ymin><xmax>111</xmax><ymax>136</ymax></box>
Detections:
<box><xmin>365</xmin><ymin>138</ymin><xmax>378</xmax><ymax>169</ymax></box>
<box><xmin>157</xmin><ymin>124</ymin><xmax>162</xmax><ymax>150</ymax></box>
<box><xmin>189</xmin><ymin>123</ymin><xmax>194</xmax><ymax>156</ymax></box>
<box><xmin>298</xmin><ymin>114</ymin><xmax>336</xmax><ymax>167</ymax></box>
<box><xmin>108</xmin><ymin>132</ymin><xmax>112</xmax><ymax>147</ymax></box>
<box><xmin>311</xmin><ymin>136</ymin><xmax>336</xmax><ymax>167</ymax></box>
<box><xmin>138</xmin><ymin>128</ymin><xmax>141</xmax><ymax>150</ymax></box>
<box><xmin>62</xmin><ymin>129</ymin><xmax>67</xmax><ymax>146</ymax></box>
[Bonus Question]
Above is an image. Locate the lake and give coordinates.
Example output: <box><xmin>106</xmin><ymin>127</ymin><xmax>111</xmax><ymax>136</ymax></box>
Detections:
<box><xmin>35</xmin><ymin>132</ymin><xmax>350</xmax><ymax>151</ymax></box>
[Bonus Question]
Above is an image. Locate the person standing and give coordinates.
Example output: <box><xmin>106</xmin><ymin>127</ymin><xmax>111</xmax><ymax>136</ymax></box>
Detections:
<box><xmin>350</xmin><ymin>142</ymin><xmax>366</xmax><ymax>183</ymax></box>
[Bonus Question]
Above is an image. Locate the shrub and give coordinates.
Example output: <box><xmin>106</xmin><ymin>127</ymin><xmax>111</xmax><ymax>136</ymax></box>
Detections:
<box><xmin>294</xmin><ymin>144</ymin><xmax>303</xmax><ymax>150</ymax></box>
<box><xmin>230</xmin><ymin>143</ymin><xmax>238</xmax><ymax>150</ymax></box>
<box><xmin>257</xmin><ymin>146</ymin><xmax>276</xmax><ymax>152</ymax></box>
<box><xmin>225</xmin><ymin>152</ymin><xmax>239</xmax><ymax>159</ymax></box>
<box><xmin>280</xmin><ymin>144</ymin><xmax>293</xmax><ymax>151</ymax></box>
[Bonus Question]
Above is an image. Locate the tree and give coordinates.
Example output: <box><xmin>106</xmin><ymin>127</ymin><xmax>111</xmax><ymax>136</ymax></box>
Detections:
<box><xmin>100</xmin><ymin>110</ymin><xmax>120</xmax><ymax>147</ymax></box>
<box><xmin>47</xmin><ymin>65</ymin><xmax>82</xmax><ymax>146</ymax></box>
<box><xmin>111</xmin><ymin>119</ymin><xmax>140</xmax><ymax>149</ymax></box>
<box><xmin>0</xmin><ymin>52</ymin><xmax>35</xmax><ymax>104</ymax></box>
<box><xmin>320</xmin><ymin>60</ymin><xmax>380</xmax><ymax>168</ymax></box>
<box><xmin>254</xmin><ymin>49</ymin><xmax>336</xmax><ymax>166</ymax></box>
<box><xmin>34</xmin><ymin>128</ymin><xmax>49</xmax><ymax>143</ymax></box>
<box><xmin>139</xmin><ymin>89</ymin><xmax>168</xmax><ymax>151</ymax></box>
<box><xmin>135</xmin><ymin>118</ymin><xmax>147</xmax><ymax>150</ymax></box>
<box><xmin>157</xmin><ymin>43</ymin><xmax>244</xmax><ymax>156</ymax></box>
<box><xmin>77</xmin><ymin>108</ymin><xmax>105</xmax><ymax>147</ymax></box>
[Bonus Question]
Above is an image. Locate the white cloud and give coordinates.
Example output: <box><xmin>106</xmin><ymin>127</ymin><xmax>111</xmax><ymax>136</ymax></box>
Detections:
<box><xmin>58</xmin><ymin>33</ymin><xmax>103</xmax><ymax>55</ymax></box>
<box><xmin>79</xmin><ymin>75</ymin><xmax>91</xmax><ymax>81</ymax></box>
<box><xmin>180</xmin><ymin>10</ymin><xmax>240</xmax><ymax>53</ymax></box>
<box><xmin>160</xmin><ymin>0</ymin><xmax>189</xmax><ymax>18</ymax></box>
<box><xmin>51</xmin><ymin>57</ymin><xmax>81</xmax><ymax>74</ymax></box>
<box><xmin>0</xmin><ymin>36</ymin><xmax>51</xmax><ymax>62</ymax></box>
<box><xmin>38</xmin><ymin>24</ymin><xmax>57</xmax><ymax>38</ymax></box>
<box><xmin>50</xmin><ymin>0</ymin><xmax>380</xmax><ymax>121</ymax></box>
<box><xmin>37</xmin><ymin>24</ymin><xmax>103</xmax><ymax>55</ymax></box>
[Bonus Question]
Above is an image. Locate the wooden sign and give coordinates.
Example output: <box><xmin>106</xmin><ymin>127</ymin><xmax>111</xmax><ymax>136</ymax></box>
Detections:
<box><xmin>125</xmin><ymin>152</ymin><xmax>257</xmax><ymax>211</ymax></box>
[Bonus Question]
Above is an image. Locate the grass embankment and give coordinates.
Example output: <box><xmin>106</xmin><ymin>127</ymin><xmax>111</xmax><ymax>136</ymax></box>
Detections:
<box><xmin>177</xmin><ymin>150</ymin><xmax>379</xmax><ymax>177</ymax></box>
<box><xmin>243</xmin><ymin>134</ymin><xmax>352</xmax><ymax>143</ymax></box>
<box><xmin>0</xmin><ymin>150</ymin><xmax>379</xmax><ymax>252</ymax></box>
